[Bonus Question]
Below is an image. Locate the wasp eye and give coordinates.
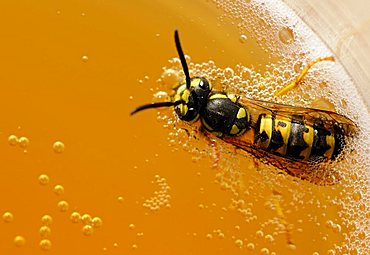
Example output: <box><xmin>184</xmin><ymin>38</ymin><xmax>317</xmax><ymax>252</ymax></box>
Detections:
<box><xmin>198</xmin><ymin>78</ymin><xmax>209</xmax><ymax>90</ymax></box>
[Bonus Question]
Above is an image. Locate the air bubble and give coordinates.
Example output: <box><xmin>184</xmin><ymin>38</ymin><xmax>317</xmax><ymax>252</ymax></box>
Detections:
<box><xmin>8</xmin><ymin>135</ymin><xmax>18</xmax><ymax>146</ymax></box>
<box><xmin>39</xmin><ymin>239</ymin><xmax>52</xmax><ymax>251</ymax></box>
<box><xmin>129</xmin><ymin>223</ymin><xmax>135</xmax><ymax>230</ymax></box>
<box><xmin>82</xmin><ymin>225</ymin><xmax>94</xmax><ymax>236</ymax></box>
<box><xmin>260</xmin><ymin>247</ymin><xmax>270</xmax><ymax>255</ymax></box>
<box><xmin>38</xmin><ymin>174</ymin><xmax>50</xmax><ymax>185</ymax></box>
<box><xmin>247</xmin><ymin>242</ymin><xmax>255</xmax><ymax>250</ymax></box>
<box><xmin>2</xmin><ymin>211</ymin><xmax>14</xmax><ymax>223</ymax></box>
<box><xmin>70</xmin><ymin>212</ymin><xmax>81</xmax><ymax>223</ymax></box>
<box><xmin>82</xmin><ymin>55</ymin><xmax>89</xmax><ymax>62</ymax></box>
<box><xmin>18</xmin><ymin>137</ymin><xmax>29</xmax><ymax>148</ymax></box>
<box><xmin>206</xmin><ymin>233</ymin><xmax>213</xmax><ymax>240</ymax></box>
<box><xmin>223</xmin><ymin>67</ymin><xmax>234</xmax><ymax>79</ymax></box>
<box><xmin>256</xmin><ymin>230</ymin><xmax>264</xmax><ymax>238</ymax></box>
<box><xmin>39</xmin><ymin>226</ymin><xmax>51</xmax><ymax>238</ymax></box>
<box><xmin>352</xmin><ymin>191</ymin><xmax>362</xmax><ymax>201</ymax></box>
<box><xmin>235</xmin><ymin>239</ymin><xmax>244</xmax><ymax>248</ymax></box>
<box><xmin>53</xmin><ymin>185</ymin><xmax>65</xmax><ymax>195</ymax></box>
<box><xmin>278</xmin><ymin>27</ymin><xmax>295</xmax><ymax>44</ymax></box>
<box><xmin>91</xmin><ymin>217</ymin><xmax>103</xmax><ymax>228</ymax></box>
<box><xmin>57</xmin><ymin>200</ymin><xmax>69</xmax><ymax>212</ymax></box>
<box><xmin>265</xmin><ymin>234</ymin><xmax>274</xmax><ymax>242</ymax></box>
<box><xmin>53</xmin><ymin>141</ymin><xmax>65</xmax><ymax>153</ymax></box>
<box><xmin>239</xmin><ymin>34</ymin><xmax>248</xmax><ymax>44</ymax></box>
<box><xmin>81</xmin><ymin>214</ymin><xmax>92</xmax><ymax>224</ymax></box>
<box><xmin>41</xmin><ymin>215</ymin><xmax>53</xmax><ymax>226</ymax></box>
<box><xmin>14</xmin><ymin>235</ymin><xmax>26</xmax><ymax>247</ymax></box>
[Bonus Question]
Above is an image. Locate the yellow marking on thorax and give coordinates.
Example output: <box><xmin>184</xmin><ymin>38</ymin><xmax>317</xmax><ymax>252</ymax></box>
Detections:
<box><xmin>230</xmin><ymin>125</ymin><xmax>240</xmax><ymax>135</ymax></box>
<box><xmin>209</xmin><ymin>94</ymin><xmax>227</xmax><ymax>100</ymax></box>
<box><xmin>324</xmin><ymin>132</ymin><xmax>335</xmax><ymax>159</ymax></box>
<box><xmin>274</xmin><ymin>117</ymin><xmax>292</xmax><ymax>156</ymax></box>
<box><xmin>257</xmin><ymin>115</ymin><xmax>272</xmax><ymax>150</ymax></box>
<box><xmin>300</xmin><ymin>125</ymin><xmax>314</xmax><ymax>160</ymax></box>
<box><xmin>237</xmin><ymin>108</ymin><xmax>246</xmax><ymax>119</ymax></box>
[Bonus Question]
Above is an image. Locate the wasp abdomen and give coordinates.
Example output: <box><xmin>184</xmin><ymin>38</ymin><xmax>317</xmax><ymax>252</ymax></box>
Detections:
<box><xmin>201</xmin><ymin>93</ymin><xmax>250</xmax><ymax>136</ymax></box>
<box><xmin>255</xmin><ymin>114</ymin><xmax>344</xmax><ymax>162</ymax></box>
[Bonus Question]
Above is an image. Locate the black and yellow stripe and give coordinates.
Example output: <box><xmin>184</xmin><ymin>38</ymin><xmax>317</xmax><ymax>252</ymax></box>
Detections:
<box><xmin>255</xmin><ymin>114</ymin><xmax>342</xmax><ymax>162</ymax></box>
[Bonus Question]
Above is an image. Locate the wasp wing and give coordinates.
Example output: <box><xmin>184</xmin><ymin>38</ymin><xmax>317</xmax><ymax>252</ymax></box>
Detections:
<box><xmin>222</xmin><ymin>136</ymin><xmax>342</xmax><ymax>186</ymax></box>
<box><xmin>237</xmin><ymin>97</ymin><xmax>357</xmax><ymax>135</ymax></box>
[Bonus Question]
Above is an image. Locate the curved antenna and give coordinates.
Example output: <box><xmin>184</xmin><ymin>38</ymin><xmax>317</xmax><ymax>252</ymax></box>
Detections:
<box><xmin>130</xmin><ymin>101</ymin><xmax>182</xmax><ymax>115</ymax></box>
<box><xmin>174</xmin><ymin>30</ymin><xmax>191</xmax><ymax>89</ymax></box>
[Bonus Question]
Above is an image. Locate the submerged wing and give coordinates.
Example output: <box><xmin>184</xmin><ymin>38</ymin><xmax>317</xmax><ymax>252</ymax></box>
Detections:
<box><xmin>237</xmin><ymin>97</ymin><xmax>357</xmax><ymax>136</ymax></box>
<box><xmin>222</xmin><ymin>136</ymin><xmax>342</xmax><ymax>186</ymax></box>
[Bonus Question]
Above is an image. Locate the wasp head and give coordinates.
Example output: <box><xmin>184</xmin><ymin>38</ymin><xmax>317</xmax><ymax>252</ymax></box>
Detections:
<box><xmin>173</xmin><ymin>77</ymin><xmax>211</xmax><ymax>121</ymax></box>
<box><xmin>130</xmin><ymin>30</ymin><xmax>210</xmax><ymax>120</ymax></box>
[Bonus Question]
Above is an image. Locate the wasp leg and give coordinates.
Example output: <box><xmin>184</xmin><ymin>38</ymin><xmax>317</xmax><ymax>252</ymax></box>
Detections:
<box><xmin>200</xmin><ymin>128</ymin><xmax>221</xmax><ymax>168</ymax></box>
<box><xmin>274</xmin><ymin>56</ymin><xmax>335</xmax><ymax>97</ymax></box>
<box><xmin>272</xmin><ymin>189</ymin><xmax>295</xmax><ymax>245</ymax></box>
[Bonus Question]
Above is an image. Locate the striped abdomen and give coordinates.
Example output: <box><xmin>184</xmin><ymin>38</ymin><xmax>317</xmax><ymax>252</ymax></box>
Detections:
<box><xmin>254</xmin><ymin>114</ymin><xmax>345</xmax><ymax>162</ymax></box>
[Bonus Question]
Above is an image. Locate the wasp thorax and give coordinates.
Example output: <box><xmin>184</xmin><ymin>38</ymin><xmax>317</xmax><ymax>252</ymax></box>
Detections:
<box><xmin>174</xmin><ymin>77</ymin><xmax>212</xmax><ymax>122</ymax></box>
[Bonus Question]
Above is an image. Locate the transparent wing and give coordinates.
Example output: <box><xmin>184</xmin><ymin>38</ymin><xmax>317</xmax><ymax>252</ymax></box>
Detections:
<box><xmin>238</xmin><ymin>97</ymin><xmax>357</xmax><ymax>135</ymax></box>
<box><xmin>222</xmin><ymin>136</ymin><xmax>342</xmax><ymax>186</ymax></box>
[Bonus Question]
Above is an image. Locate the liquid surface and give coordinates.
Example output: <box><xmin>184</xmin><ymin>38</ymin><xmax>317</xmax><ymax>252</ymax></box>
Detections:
<box><xmin>0</xmin><ymin>0</ymin><xmax>369</xmax><ymax>255</ymax></box>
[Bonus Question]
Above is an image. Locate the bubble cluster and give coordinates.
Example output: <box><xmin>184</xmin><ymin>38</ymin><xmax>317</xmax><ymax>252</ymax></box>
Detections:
<box><xmin>8</xmin><ymin>134</ymin><xmax>30</xmax><ymax>151</ymax></box>
<box><xmin>69</xmin><ymin>211</ymin><xmax>102</xmax><ymax>236</ymax></box>
<box><xmin>39</xmin><ymin>215</ymin><xmax>53</xmax><ymax>250</ymax></box>
<box><xmin>146</xmin><ymin>0</ymin><xmax>370</xmax><ymax>253</ymax></box>
<box><xmin>142</xmin><ymin>175</ymin><xmax>171</xmax><ymax>211</ymax></box>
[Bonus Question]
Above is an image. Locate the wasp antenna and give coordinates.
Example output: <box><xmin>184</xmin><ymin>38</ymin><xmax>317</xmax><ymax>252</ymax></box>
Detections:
<box><xmin>130</xmin><ymin>101</ymin><xmax>182</xmax><ymax>115</ymax></box>
<box><xmin>174</xmin><ymin>30</ymin><xmax>191</xmax><ymax>89</ymax></box>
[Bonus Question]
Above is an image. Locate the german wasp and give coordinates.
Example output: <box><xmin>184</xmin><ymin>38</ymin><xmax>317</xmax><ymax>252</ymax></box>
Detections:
<box><xmin>131</xmin><ymin>30</ymin><xmax>357</xmax><ymax>185</ymax></box>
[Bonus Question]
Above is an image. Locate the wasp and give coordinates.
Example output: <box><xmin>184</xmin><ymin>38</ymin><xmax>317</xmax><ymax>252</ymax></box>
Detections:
<box><xmin>131</xmin><ymin>30</ymin><xmax>357</xmax><ymax>185</ymax></box>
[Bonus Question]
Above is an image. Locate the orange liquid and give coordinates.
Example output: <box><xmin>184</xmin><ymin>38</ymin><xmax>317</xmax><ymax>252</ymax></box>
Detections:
<box><xmin>0</xmin><ymin>0</ymin><xmax>368</xmax><ymax>254</ymax></box>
